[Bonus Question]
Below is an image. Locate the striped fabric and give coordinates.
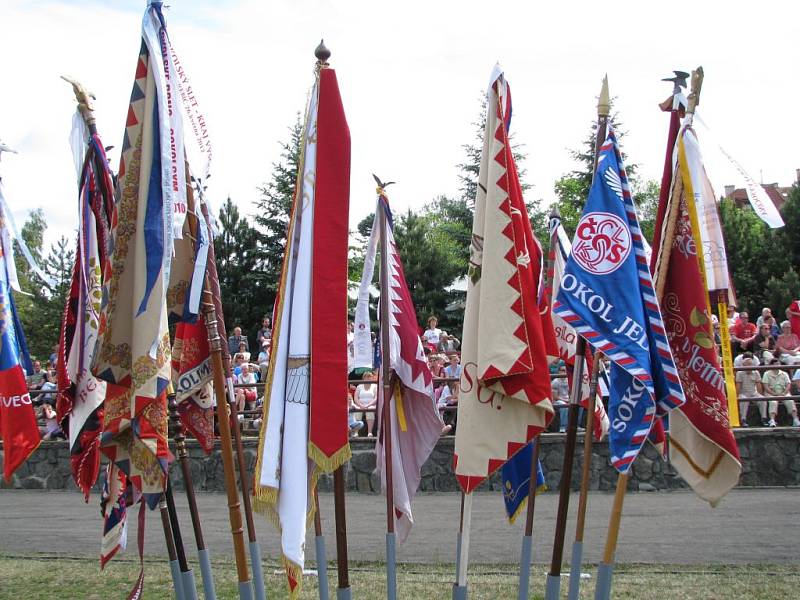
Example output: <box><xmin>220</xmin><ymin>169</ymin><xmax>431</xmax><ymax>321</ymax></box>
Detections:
<box><xmin>554</xmin><ymin>128</ymin><xmax>684</xmax><ymax>472</ymax></box>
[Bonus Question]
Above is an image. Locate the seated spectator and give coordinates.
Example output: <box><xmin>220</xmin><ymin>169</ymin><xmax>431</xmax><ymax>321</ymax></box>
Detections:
<box><xmin>26</xmin><ymin>360</ymin><xmax>47</xmax><ymax>391</ymax></box>
<box><xmin>787</xmin><ymin>300</ymin><xmax>800</xmax><ymax>341</ymax></box>
<box><xmin>257</xmin><ymin>342</ymin><xmax>270</xmax><ymax>380</ymax></box>
<box><xmin>39</xmin><ymin>370</ymin><xmax>58</xmax><ymax>406</ymax></box>
<box><xmin>437</xmin><ymin>380</ymin><xmax>459</xmax><ymax>435</ymax></box>
<box><xmin>232</xmin><ymin>353</ymin><xmax>246</xmax><ymax>377</ymax></box>
<box><xmin>427</xmin><ymin>353</ymin><xmax>445</xmax><ymax>378</ymax></box>
<box><xmin>443</xmin><ymin>353</ymin><xmax>462</xmax><ymax>380</ymax></box>
<box><xmin>727</xmin><ymin>304</ymin><xmax>739</xmax><ymax>328</ymax></box>
<box><xmin>712</xmin><ymin>315</ymin><xmax>722</xmax><ymax>350</ymax></box>
<box><xmin>257</xmin><ymin>316</ymin><xmax>272</xmax><ymax>348</ymax></box>
<box><xmin>775</xmin><ymin>321</ymin><xmax>800</xmax><ymax>365</ymax></box>
<box><xmin>762</xmin><ymin>315</ymin><xmax>780</xmax><ymax>338</ymax></box>
<box><xmin>734</xmin><ymin>351</ymin><xmax>760</xmax><ymax>368</ymax></box>
<box><xmin>756</xmin><ymin>307</ymin><xmax>773</xmax><ymax>328</ymax></box>
<box><xmin>352</xmin><ymin>370</ymin><xmax>378</xmax><ymax>436</ymax></box>
<box><xmin>730</xmin><ymin>312</ymin><xmax>757</xmax><ymax>355</ymax></box>
<box><xmin>552</xmin><ymin>363</ymin><xmax>570</xmax><ymax>433</ymax></box>
<box><xmin>38</xmin><ymin>402</ymin><xmax>64</xmax><ymax>440</ymax></box>
<box><xmin>736</xmin><ymin>355</ymin><xmax>766</xmax><ymax>426</ymax></box>
<box><xmin>762</xmin><ymin>359</ymin><xmax>800</xmax><ymax>427</ymax></box>
<box><xmin>437</xmin><ymin>332</ymin><xmax>460</xmax><ymax>354</ymax></box>
<box><xmin>236</xmin><ymin>342</ymin><xmax>251</xmax><ymax>363</ymax></box>
<box><xmin>347</xmin><ymin>390</ymin><xmax>364</xmax><ymax>437</ymax></box>
<box><xmin>227</xmin><ymin>326</ymin><xmax>248</xmax><ymax>356</ymax></box>
<box><xmin>422</xmin><ymin>316</ymin><xmax>442</xmax><ymax>351</ymax></box>
<box><xmin>234</xmin><ymin>364</ymin><xmax>258</xmax><ymax>416</ymax></box>
<box><xmin>753</xmin><ymin>323</ymin><xmax>776</xmax><ymax>361</ymax></box>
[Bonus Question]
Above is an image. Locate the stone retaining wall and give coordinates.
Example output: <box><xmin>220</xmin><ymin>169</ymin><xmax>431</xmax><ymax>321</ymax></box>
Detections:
<box><xmin>2</xmin><ymin>429</ymin><xmax>798</xmax><ymax>493</ymax></box>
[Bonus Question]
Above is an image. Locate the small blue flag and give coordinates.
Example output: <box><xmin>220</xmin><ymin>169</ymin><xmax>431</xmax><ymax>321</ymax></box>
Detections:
<box><xmin>502</xmin><ymin>440</ymin><xmax>546</xmax><ymax>523</ymax></box>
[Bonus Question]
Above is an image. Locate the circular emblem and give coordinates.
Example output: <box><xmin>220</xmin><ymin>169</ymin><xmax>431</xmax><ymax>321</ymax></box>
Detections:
<box><xmin>572</xmin><ymin>211</ymin><xmax>631</xmax><ymax>275</ymax></box>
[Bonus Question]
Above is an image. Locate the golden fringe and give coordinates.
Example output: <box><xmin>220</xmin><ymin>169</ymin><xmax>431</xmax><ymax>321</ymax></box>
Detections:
<box><xmin>506</xmin><ymin>484</ymin><xmax>548</xmax><ymax>525</ymax></box>
<box><xmin>252</xmin><ymin>486</ymin><xmax>282</xmax><ymax>531</ymax></box>
<box><xmin>308</xmin><ymin>441</ymin><xmax>352</xmax><ymax>475</ymax></box>
<box><xmin>282</xmin><ymin>555</ymin><xmax>304</xmax><ymax>600</ymax></box>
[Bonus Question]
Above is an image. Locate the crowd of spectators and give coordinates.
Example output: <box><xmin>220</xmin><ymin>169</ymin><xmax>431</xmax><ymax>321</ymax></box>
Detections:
<box><xmin>726</xmin><ymin>303</ymin><xmax>800</xmax><ymax>427</ymax></box>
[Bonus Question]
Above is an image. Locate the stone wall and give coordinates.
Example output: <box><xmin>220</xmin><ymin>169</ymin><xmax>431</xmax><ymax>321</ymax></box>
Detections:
<box><xmin>2</xmin><ymin>429</ymin><xmax>799</xmax><ymax>493</ymax></box>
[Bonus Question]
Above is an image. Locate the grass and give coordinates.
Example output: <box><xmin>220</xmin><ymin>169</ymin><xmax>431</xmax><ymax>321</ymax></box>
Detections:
<box><xmin>0</xmin><ymin>555</ymin><xmax>798</xmax><ymax>599</ymax></box>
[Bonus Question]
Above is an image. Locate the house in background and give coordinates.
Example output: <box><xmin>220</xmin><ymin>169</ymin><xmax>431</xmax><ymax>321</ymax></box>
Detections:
<box><xmin>724</xmin><ymin>168</ymin><xmax>799</xmax><ymax>212</ymax></box>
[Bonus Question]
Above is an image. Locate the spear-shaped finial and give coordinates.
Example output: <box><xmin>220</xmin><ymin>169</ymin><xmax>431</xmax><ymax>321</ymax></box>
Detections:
<box><xmin>315</xmin><ymin>39</ymin><xmax>331</xmax><ymax>67</ymax></box>
<box><xmin>686</xmin><ymin>66</ymin><xmax>704</xmax><ymax>115</ymax></box>
<box><xmin>597</xmin><ymin>74</ymin><xmax>610</xmax><ymax>118</ymax></box>
<box><xmin>61</xmin><ymin>75</ymin><xmax>97</xmax><ymax>133</ymax></box>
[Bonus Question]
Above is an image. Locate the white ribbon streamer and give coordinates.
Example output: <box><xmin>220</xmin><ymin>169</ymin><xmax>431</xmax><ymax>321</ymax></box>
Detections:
<box><xmin>353</xmin><ymin>201</ymin><xmax>380</xmax><ymax>369</ymax></box>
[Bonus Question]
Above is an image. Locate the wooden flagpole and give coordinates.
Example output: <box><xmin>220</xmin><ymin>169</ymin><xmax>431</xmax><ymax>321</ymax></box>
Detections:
<box><xmin>566</xmin><ymin>76</ymin><xmax>611</xmax><ymax>600</ymax></box>
<box><xmin>333</xmin><ymin>466</ymin><xmax>351</xmax><ymax>599</ymax></box>
<box><xmin>377</xmin><ymin>186</ymin><xmax>398</xmax><ymax>600</ymax></box>
<box><xmin>168</xmin><ymin>395</ymin><xmax>217</xmax><ymax>600</ymax></box>
<box><xmin>159</xmin><ymin>494</ymin><xmax>187</xmax><ymax>600</ymax></box>
<box><xmin>516</xmin><ymin>438</ymin><xmax>541</xmax><ymax>600</ymax></box>
<box><xmin>544</xmin><ymin>74</ymin><xmax>610</xmax><ymax>600</ymax></box>
<box><xmin>165</xmin><ymin>480</ymin><xmax>199</xmax><ymax>600</ymax></box>
<box><xmin>453</xmin><ymin>492</ymin><xmax>465</xmax><ymax>592</ymax></box>
<box><xmin>202</xmin><ymin>283</ymin><xmax>253</xmax><ymax>600</ymax></box>
<box><xmin>193</xmin><ymin>177</ymin><xmax>266</xmax><ymax>600</ymax></box>
<box><xmin>595</xmin><ymin>70</ymin><xmax>704</xmax><ymax>600</ymax></box>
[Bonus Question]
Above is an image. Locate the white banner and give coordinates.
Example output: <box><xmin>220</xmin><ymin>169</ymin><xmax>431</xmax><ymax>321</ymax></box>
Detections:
<box><xmin>353</xmin><ymin>202</ymin><xmax>380</xmax><ymax>369</ymax></box>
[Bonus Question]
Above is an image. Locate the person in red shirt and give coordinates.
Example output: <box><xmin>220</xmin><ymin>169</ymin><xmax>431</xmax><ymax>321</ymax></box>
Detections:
<box><xmin>730</xmin><ymin>311</ymin><xmax>758</xmax><ymax>355</ymax></box>
<box><xmin>786</xmin><ymin>301</ymin><xmax>800</xmax><ymax>343</ymax></box>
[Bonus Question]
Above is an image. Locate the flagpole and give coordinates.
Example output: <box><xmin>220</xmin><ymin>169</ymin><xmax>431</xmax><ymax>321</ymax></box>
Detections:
<box><xmin>545</xmin><ymin>75</ymin><xmax>609</xmax><ymax>600</ymax></box>
<box><xmin>453</xmin><ymin>492</ymin><xmax>465</xmax><ymax>594</ymax></box>
<box><xmin>567</xmin><ymin>353</ymin><xmax>601</xmax><ymax>600</ymax></box>
<box><xmin>168</xmin><ymin>395</ymin><xmax>217</xmax><ymax>600</ymax></box>
<box><xmin>166</xmin><ymin>481</ymin><xmax>199</xmax><ymax>600</ymax></box>
<box><xmin>516</xmin><ymin>438</ymin><xmax>541</xmax><ymax>600</ymax></box>
<box><xmin>201</xmin><ymin>282</ymin><xmax>253</xmax><ymax>600</ymax></box>
<box><xmin>313</xmin><ymin>487</ymin><xmax>330</xmax><ymax>600</ymax></box>
<box><xmin>193</xmin><ymin>177</ymin><xmax>267</xmax><ymax>600</ymax></box>
<box><xmin>454</xmin><ymin>492</ymin><xmax>473</xmax><ymax>600</ymax></box>
<box><xmin>593</xmin><ymin>472</ymin><xmax>629</xmax><ymax>600</ymax></box>
<box><xmin>377</xmin><ymin>186</ymin><xmax>398</xmax><ymax>600</ymax></box>
<box><xmin>333</xmin><ymin>465</ymin><xmax>351</xmax><ymax>599</ymax></box>
<box><xmin>159</xmin><ymin>494</ymin><xmax>187</xmax><ymax>600</ymax></box>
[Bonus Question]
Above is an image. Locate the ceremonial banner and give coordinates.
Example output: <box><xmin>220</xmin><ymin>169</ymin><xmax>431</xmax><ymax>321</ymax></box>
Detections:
<box><xmin>254</xmin><ymin>62</ymin><xmax>351</xmax><ymax>598</ymax></box>
<box><xmin>369</xmin><ymin>193</ymin><xmax>443</xmax><ymax>542</ymax></box>
<box><xmin>546</xmin><ymin>214</ymin><xmax>609</xmax><ymax>441</ymax></box>
<box><xmin>93</xmin><ymin>2</ymin><xmax>178</xmax><ymax>503</ymax></box>
<box><xmin>56</xmin><ymin>129</ymin><xmax>113</xmax><ymax>499</ymax></box>
<box><xmin>0</xmin><ymin>201</ymin><xmax>38</xmax><ymax>481</ymax></box>
<box><xmin>501</xmin><ymin>440</ymin><xmax>546</xmax><ymax>523</ymax></box>
<box><xmin>554</xmin><ymin>129</ymin><xmax>685</xmax><ymax>473</ymax></box>
<box><xmin>453</xmin><ymin>68</ymin><xmax>554</xmax><ymax>493</ymax></box>
<box><xmin>653</xmin><ymin>126</ymin><xmax>741</xmax><ymax>505</ymax></box>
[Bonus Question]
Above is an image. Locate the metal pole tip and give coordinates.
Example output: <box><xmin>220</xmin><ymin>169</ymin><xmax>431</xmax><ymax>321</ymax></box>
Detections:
<box><xmin>315</xmin><ymin>40</ymin><xmax>331</xmax><ymax>64</ymax></box>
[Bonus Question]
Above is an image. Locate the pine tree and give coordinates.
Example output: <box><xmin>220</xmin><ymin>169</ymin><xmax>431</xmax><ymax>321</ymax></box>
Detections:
<box><xmin>253</xmin><ymin>113</ymin><xmax>303</xmax><ymax>301</ymax></box>
<box><xmin>214</xmin><ymin>197</ymin><xmax>265</xmax><ymax>347</ymax></box>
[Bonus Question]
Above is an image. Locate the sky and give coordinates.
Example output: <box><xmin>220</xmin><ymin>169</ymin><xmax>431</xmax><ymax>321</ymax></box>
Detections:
<box><xmin>0</xmin><ymin>0</ymin><xmax>798</xmax><ymax>253</ymax></box>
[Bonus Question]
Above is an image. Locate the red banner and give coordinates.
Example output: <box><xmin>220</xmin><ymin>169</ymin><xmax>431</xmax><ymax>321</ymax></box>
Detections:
<box><xmin>0</xmin><ymin>366</ymin><xmax>40</xmax><ymax>481</ymax></box>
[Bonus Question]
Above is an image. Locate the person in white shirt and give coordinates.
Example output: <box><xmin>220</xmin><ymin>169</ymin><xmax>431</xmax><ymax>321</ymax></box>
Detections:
<box><xmin>443</xmin><ymin>353</ymin><xmax>462</xmax><ymax>380</ymax></box>
<box><xmin>422</xmin><ymin>316</ymin><xmax>442</xmax><ymax>349</ymax></box>
<box><xmin>762</xmin><ymin>358</ymin><xmax>800</xmax><ymax>427</ymax></box>
<box><xmin>352</xmin><ymin>370</ymin><xmax>378</xmax><ymax>436</ymax></box>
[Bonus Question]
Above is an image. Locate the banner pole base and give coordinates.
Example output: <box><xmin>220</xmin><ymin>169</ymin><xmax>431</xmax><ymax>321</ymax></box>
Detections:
<box><xmin>336</xmin><ymin>587</ymin><xmax>352</xmax><ymax>600</ymax></box>
<box><xmin>567</xmin><ymin>540</ymin><xmax>584</xmax><ymax>600</ymax></box>
<box><xmin>544</xmin><ymin>573</ymin><xmax>561</xmax><ymax>600</ymax></box>
<box><xmin>386</xmin><ymin>532</ymin><xmax>397</xmax><ymax>600</ymax></box>
<box><xmin>316</xmin><ymin>534</ymin><xmax>330</xmax><ymax>600</ymax></box>
<box><xmin>237</xmin><ymin>580</ymin><xmax>254</xmax><ymax>600</ymax></box>
<box><xmin>181</xmin><ymin>569</ymin><xmax>198</xmax><ymax>600</ymax></box>
<box><xmin>197</xmin><ymin>548</ymin><xmax>217</xmax><ymax>600</ymax></box>
<box><xmin>452</xmin><ymin>584</ymin><xmax>468</xmax><ymax>600</ymax></box>
<box><xmin>169</xmin><ymin>559</ymin><xmax>185</xmax><ymax>600</ymax></box>
<box><xmin>248</xmin><ymin>541</ymin><xmax>266</xmax><ymax>600</ymax></box>
<box><xmin>517</xmin><ymin>535</ymin><xmax>533</xmax><ymax>600</ymax></box>
<box><xmin>594</xmin><ymin>563</ymin><xmax>614</xmax><ymax>600</ymax></box>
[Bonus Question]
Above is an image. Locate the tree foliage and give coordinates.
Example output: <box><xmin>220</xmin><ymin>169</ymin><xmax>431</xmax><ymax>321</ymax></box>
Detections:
<box><xmin>214</xmin><ymin>197</ymin><xmax>265</xmax><ymax>346</ymax></box>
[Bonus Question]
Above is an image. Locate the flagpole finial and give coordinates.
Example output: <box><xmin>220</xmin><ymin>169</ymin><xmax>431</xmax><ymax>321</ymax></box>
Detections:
<box><xmin>597</xmin><ymin>75</ymin><xmax>610</xmax><ymax>118</ymax></box>
<box><xmin>686</xmin><ymin>66</ymin><xmax>704</xmax><ymax>115</ymax></box>
<box><xmin>315</xmin><ymin>40</ymin><xmax>331</xmax><ymax>68</ymax></box>
<box><xmin>61</xmin><ymin>75</ymin><xmax>97</xmax><ymax>134</ymax></box>
<box><xmin>549</xmin><ymin>204</ymin><xmax>561</xmax><ymax>220</ymax></box>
